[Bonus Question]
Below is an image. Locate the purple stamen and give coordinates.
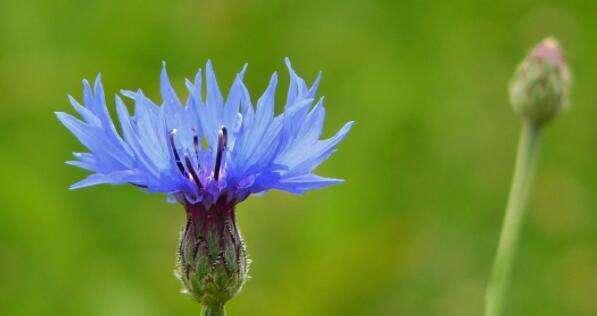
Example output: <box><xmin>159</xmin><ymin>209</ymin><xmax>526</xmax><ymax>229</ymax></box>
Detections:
<box><xmin>193</xmin><ymin>135</ymin><xmax>200</xmax><ymax>154</ymax></box>
<box><xmin>168</xmin><ymin>129</ymin><xmax>186</xmax><ymax>176</ymax></box>
<box><xmin>185</xmin><ymin>156</ymin><xmax>203</xmax><ymax>189</ymax></box>
<box><xmin>214</xmin><ymin>127</ymin><xmax>228</xmax><ymax>181</ymax></box>
<box><xmin>191</xmin><ymin>128</ymin><xmax>200</xmax><ymax>155</ymax></box>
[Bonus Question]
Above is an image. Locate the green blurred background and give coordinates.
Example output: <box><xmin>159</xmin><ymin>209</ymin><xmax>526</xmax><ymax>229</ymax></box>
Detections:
<box><xmin>1</xmin><ymin>1</ymin><xmax>595</xmax><ymax>315</ymax></box>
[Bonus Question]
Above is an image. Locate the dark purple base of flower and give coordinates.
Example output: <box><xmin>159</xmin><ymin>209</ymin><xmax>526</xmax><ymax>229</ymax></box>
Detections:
<box><xmin>177</xmin><ymin>196</ymin><xmax>249</xmax><ymax>306</ymax></box>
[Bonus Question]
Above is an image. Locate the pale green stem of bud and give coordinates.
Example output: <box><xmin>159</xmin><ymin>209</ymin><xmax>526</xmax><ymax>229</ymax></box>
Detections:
<box><xmin>484</xmin><ymin>121</ymin><xmax>540</xmax><ymax>316</ymax></box>
<box><xmin>509</xmin><ymin>37</ymin><xmax>571</xmax><ymax>125</ymax></box>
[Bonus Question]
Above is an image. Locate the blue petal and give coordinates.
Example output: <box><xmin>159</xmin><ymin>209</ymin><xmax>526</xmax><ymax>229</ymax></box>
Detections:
<box><xmin>273</xmin><ymin>174</ymin><xmax>344</xmax><ymax>194</ymax></box>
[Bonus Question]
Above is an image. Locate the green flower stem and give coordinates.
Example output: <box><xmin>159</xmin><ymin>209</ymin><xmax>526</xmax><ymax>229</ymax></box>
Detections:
<box><xmin>202</xmin><ymin>304</ymin><xmax>225</xmax><ymax>316</ymax></box>
<box><xmin>484</xmin><ymin>121</ymin><xmax>541</xmax><ymax>316</ymax></box>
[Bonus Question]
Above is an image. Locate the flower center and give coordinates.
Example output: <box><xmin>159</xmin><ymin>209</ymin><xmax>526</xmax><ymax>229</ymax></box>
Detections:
<box><xmin>168</xmin><ymin>127</ymin><xmax>228</xmax><ymax>189</ymax></box>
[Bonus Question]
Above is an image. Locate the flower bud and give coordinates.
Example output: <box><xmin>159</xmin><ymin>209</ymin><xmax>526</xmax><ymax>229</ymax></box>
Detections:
<box><xmin>509</xmin><ymin>37</ymin><xmax>571</xmax><ymax>125</ymax></box>
<box><xmin>177</xmin><ymin>199</ymin><xmax>249</xmax><ymax>307</ymax></box>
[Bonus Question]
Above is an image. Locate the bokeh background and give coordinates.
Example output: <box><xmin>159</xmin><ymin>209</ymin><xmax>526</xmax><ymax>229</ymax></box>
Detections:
<box><xmin>1</xmin><ymin>1</ymin><xmax>596</xmax><ymax>315</ymax></box>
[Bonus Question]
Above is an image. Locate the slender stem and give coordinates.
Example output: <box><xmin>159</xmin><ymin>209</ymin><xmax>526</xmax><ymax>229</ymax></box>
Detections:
<box><xmin>202</xmin><ymin>304</ymin><xmax>225</xmax><ymax>316</ymax></box>
<box><xmin>484</xmin><ymin>121</ymin><xmax>541</xmax><ymax>316</ymax></box>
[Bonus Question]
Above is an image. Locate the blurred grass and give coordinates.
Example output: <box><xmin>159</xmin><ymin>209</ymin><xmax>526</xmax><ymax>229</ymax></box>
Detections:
<box><xmin>0</xmin><ymin>1</ymin><xmax>596</xmax><ymax>315</ymax></box>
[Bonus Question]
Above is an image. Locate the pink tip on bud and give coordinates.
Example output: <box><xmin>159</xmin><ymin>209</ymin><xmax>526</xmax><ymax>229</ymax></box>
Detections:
<box><xmin>530</xmin><ymin>37</ymin><xmax>565</xmax><ymax>68</ymax></box>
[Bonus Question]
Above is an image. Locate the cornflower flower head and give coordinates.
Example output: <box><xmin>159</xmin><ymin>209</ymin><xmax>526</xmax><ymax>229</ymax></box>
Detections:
<box><xmin>56</xmin><ymin>58</ymin><xmax>353</xmax><ymax>314</ymax></box>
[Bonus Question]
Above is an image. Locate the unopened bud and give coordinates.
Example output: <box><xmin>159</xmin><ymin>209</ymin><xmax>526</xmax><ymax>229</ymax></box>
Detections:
<box><xmin>509</xmin><ymin>37</ymin><xmax>572</xmax><ymax>125</ymax></box>
<box><xmin>177</xmin><ymin>199</ymin><xmax>249</xmax><ymax>307</ymax></box>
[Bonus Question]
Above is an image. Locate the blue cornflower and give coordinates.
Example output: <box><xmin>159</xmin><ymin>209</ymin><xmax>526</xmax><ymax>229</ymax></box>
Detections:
<box><xmin>57</xmin><ymin>58</ymin><xmax>352</xmax><ymax>312</ymax></box>
<box><xmin>57</xmin><ymin>58</ymin><xmax>352</xmax><ymax>207</ymax></box>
